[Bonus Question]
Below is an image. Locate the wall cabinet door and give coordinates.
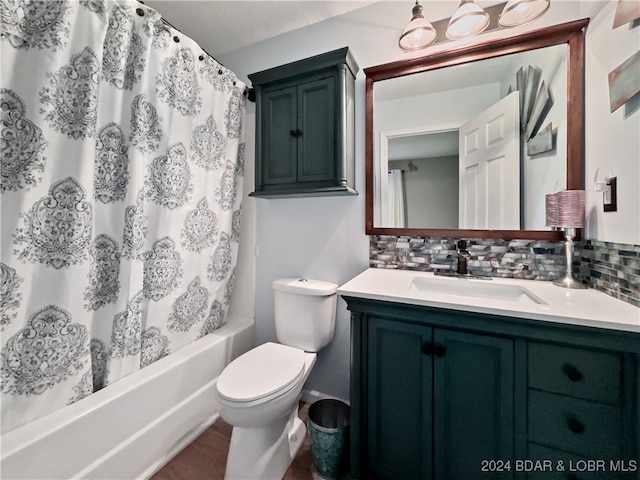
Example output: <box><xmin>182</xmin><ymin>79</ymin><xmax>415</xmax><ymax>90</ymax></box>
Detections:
<box><xmin>366</xmin><ymin>317</ymin><xmax>514</xmax><ymax>480</ymax></box>
<box><xmin>297</xmin><ymin>77</ymin><xmax>335</xmax><ymax>184</ymax></box>
<box><xmin>261</xmin><ymin>86</ymin><xmax>297</xmax><ymax>187</ymax></box>
<box><xmin>261</xmin><ymin>78</ymin><xmax>335</xmax><ymax>187</ymax></box>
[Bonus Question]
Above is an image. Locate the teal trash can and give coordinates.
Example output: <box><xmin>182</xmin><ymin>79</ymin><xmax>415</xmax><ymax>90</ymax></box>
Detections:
<box><xmin>308</xmin><ymin>399</ymin><xmax>350</xmax><ymax>480</ymax></box>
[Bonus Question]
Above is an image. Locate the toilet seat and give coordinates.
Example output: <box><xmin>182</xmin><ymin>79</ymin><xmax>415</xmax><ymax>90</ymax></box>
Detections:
<box><xmin>216</xmin><ymin>342</ymin><xmax>306</xmax><ymax>405</ymax></box>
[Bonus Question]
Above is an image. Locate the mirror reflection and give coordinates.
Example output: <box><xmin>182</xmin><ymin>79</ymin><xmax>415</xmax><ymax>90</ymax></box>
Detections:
<box><xmin>374</xmin><ymin>44</ymin><xmax>567</xmax><ymax>231</ymax></box>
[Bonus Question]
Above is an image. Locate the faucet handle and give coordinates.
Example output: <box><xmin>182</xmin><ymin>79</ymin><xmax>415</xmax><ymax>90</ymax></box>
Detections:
<box><xmin>457</xmin><ymin>239</ymin><xmax>468</xmax><ymax>251</ymax></box>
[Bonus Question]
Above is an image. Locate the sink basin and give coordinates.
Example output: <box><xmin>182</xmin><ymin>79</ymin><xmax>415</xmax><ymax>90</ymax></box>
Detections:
<box><xmin>410</xmin><ymin>276</ymin><xmax>547</xmax><ymax>305</ymax></box>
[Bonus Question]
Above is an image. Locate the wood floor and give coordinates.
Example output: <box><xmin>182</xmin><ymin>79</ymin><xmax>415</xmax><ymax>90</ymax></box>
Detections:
<box><xmin>150</xmin><ymin>402</ymin><xmax>314</xmax><ymax>480</ymax></box>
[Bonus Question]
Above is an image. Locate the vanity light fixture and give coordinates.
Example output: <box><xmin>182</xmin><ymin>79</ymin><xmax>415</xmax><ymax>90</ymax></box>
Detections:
<box><xmin>498</xmin><ymin>0</ymin><xmax>550</xmax><ymax>27</ymax></box>
<box><xmin>399</xmin><ymin>1</ymin><xmax>437</xmax><ymax>51</ymax></box>
<box><xmin>446</xmin><ymin>0</ymin><xmax>490</xmax><ymax>40</ymax></box>
<box><xmin>546</xmin><ymin>189</ymin><xmax>587</xmax><ymax>289</ymax></box>
<box><xmin>398</xmin><ymin>0</ymin><xmax>552</xmax><ymax>51</ymax></box>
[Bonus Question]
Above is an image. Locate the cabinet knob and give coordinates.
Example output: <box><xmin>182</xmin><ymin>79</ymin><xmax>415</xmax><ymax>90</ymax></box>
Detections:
<box><xmin>562</xmin><ymin>363</ymin><xmax>583</xmax><ymax>382</ymax></box>
<box><xmin>289</xmin><ymin>129</ymin><xmax>303</xmax><ymax>137</ymax></box>
<box><xmin>567</xmin><ymin>418</ymin><xmax>585</xmax><ymax>434</ymax></box>
<box><xmin>421</xmin><ymin>343</ymin><xmax>433</xmax><ymax>355</ymax></box>
<box><xmin>434</xmin><ymin>345</ymin><xmax>446</xmax><ymax>357</ymax></box>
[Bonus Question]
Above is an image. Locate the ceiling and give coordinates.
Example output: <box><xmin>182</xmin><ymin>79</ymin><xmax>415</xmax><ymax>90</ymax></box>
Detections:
<box><xmin>389</xmin><ymin>130</ymin><xmax>460</xmax><ymax>161</ymax></box>
<box><xmin>142</xmin><ymin>1</ymin><xmax>378</xmax><ymax>57</ymax></box>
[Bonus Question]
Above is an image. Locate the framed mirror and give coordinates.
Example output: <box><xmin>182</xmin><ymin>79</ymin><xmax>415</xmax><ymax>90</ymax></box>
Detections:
<box><xmin>365</xmin><ymin>19</ymin><xmax>588</xmax><ymax>240</ymax></box>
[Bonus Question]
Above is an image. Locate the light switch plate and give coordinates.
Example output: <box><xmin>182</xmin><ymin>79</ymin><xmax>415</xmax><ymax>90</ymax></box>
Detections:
<box><xmin>604</xmin><ymin>177</ymin><xmax>617</xmax><ymax>212</ymax></box>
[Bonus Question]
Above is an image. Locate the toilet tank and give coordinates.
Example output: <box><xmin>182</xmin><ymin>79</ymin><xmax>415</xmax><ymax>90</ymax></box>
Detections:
<box><xmin>272</xmin><ymin>278</ymin><xmax>338</xmax><ymax>352</ymax></box>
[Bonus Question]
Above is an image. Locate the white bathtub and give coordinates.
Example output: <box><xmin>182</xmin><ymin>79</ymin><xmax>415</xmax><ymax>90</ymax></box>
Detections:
<box><xmin>0</xmin><ymin>315</ymin><xmax>254</xmax><ymax>480</ymax></box>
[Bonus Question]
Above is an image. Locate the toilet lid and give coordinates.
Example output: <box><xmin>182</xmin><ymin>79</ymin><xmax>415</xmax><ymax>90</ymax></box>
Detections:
<box><xmin>216</xmin><ymin>342</ymin><xmax>306</xmax><ymax>403</ymax></box>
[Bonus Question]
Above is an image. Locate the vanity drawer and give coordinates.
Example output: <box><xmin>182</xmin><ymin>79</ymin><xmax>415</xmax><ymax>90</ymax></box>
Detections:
<box><xmin>526</xmin><ymin>443</ymin><xmax>623</xmax><ymax>480</ymax></box>
<box><xmin>528</xmin><ymin>343</ymin><xmax>622</xmax><ymax>405</ymax></box>
<box><xmin>528</xmin><ymin>390</ymin><xmax>622</xmax><ymax>460</ymax></box>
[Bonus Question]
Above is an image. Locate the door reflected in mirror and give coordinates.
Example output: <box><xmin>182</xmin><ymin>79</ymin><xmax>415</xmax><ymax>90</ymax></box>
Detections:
<box><xmin>375</xmin><ymin>44</ymin><xmax>567</xmax><ymax>231</ymax></box>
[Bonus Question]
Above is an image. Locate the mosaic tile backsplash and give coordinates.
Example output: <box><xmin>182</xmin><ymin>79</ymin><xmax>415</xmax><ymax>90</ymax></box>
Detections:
<box><xmin>580</xmin><ymin>240</ymin><xmax>640</xmax><ymax>308</ymax></box>
<box><xmin>370</xmin><ymin>236</ymin><xmax>639</xmax><ymax>307</ymax></box>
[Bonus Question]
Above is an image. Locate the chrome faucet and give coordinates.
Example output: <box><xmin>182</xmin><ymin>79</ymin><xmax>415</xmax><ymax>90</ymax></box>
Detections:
<box><xmin>456</xmin><ymin>240</ymin><xmax>470</xmax><ymax>276</ymax></box>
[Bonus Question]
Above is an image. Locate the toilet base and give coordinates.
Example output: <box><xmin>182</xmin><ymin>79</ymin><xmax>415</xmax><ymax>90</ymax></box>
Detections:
<box><xmin>224</xmin><ymin>403</ymin><xmax>306</xmax><ymax>480</ymax></box>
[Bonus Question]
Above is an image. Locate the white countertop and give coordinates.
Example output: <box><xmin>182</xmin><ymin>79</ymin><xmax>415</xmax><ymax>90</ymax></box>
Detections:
<box><xmin>338</xmin><ymin>268</ymin><xmax>640</xmax><ymax>334</ymax></box>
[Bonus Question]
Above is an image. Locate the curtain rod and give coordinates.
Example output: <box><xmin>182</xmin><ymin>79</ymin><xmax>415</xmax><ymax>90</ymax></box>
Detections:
<box><xmin>138</xmin><ymin>0</ymin><xmax>255</xmax><ymax>102</ymax></box>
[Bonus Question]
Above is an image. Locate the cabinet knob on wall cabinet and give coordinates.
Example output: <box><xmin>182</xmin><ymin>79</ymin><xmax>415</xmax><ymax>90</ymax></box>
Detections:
<box><xmin>289</xmin><ymin>129</ymin><xmax>303</xmax><ymax>137</ymax></box>
<box><xmin>562</xmin><ymin>364</ymin><xmax>583</xmax><ymax>382</ymax></box>
<box><xmin>434</xmin><ymin>345</ymin><xmax>446</xmax><ymax>357</ymax></box>
<box><xmin>567</xmin><ymin>418</ymin><xmax>585</xmax><ymax>434</ymax></box>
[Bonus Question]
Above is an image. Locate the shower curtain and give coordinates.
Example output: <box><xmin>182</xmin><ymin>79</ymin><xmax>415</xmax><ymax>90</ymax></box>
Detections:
<box><xmin>388</xmin><ymin>169</ymin><xmax>406</xmax><ymax>227</ymax></box>
<box><xmin>0</xmin><ymin>0</ymin><xmax>246</xmax><ymax>433</ymax></box>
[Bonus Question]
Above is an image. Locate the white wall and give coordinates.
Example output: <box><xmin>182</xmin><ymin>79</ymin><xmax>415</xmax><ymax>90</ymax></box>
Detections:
<box><xmin>390</xmin><ymin>156</ymin><xmax>459</xmax><ymax>228</ymax></box>
<box><xmin>375</xmin><ymin>83</ymin><xmax>501</xmax><ymax>133</ymax></box>
<box><xmin>583</xmin><ymin>2</ymin><xmax>640</xmax><ymax>244</ymax></box>
<box><xmin>219</xmin><ymin>1</ymin><xmax>639</xmax><ymax>401</ymax></box>
<box><xmin>500</xmin><ymin>45</ymin><xmax>569</xmax><ymax>230</ymax></box>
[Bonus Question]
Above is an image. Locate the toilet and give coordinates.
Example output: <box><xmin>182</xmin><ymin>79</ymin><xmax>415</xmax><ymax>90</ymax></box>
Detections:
<box><xmin>215</xmin><ymin>277</ymin><xmax>338</xmax><ymax>480</ymax></box>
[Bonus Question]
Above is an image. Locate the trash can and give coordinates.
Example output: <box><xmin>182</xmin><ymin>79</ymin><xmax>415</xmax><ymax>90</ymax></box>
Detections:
<box><xmin>307</xmin><ymin>398</ymin><xmax>350</xmax><ymax>480</ymax></box>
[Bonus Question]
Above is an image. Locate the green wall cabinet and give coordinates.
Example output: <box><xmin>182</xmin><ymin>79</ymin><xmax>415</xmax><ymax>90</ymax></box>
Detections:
<box><xmin>344</xmin><ymin>297</ymin><xmax>640</xmax><ymax>480</ymax></box>
<box><xmin>248</xmin><ymin>47</ymin><xmax>358</xmax><ymax>198</ymax></box>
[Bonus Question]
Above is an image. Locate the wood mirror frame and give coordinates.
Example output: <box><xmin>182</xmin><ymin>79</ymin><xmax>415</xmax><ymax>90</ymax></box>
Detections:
<box><xmin>365</xmin><ymin>19</ymin><xmax>588</xmax><ymax>241</ymax></box>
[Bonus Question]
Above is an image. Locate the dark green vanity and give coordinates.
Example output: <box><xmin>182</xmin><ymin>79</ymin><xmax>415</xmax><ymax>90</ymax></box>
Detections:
<box><xmin>248</xmin><ymin>47</ymin><xmax>358</xmax><ymax>198</ymax></box>
<box><xmin>342</xmin><ymin>279</ymin><xmax>639</xmax><ymax>480</ymax></box>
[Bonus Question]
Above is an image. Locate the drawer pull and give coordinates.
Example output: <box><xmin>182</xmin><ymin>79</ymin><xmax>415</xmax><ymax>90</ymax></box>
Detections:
<box><xmin>434</xmin><ymin>345</ymin><xmax>446</xmax><ymax>357</ymax></box>
<box><xmin>421</xmin><ymin>343</ymin><xmax>433</xmax><ymax>356</ymax></box>
<box><xmin>568</xmin><ymin>418</ymin><xmax>585</xmax><ymax>434</ymax></box>
<box><xmin>562</xmin><ymin>363</ymin><xmax>583</xmax><ymax>382</ymax></box>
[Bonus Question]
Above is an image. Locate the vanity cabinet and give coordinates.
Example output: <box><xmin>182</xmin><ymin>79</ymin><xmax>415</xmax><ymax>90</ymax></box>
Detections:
<box><xmin>345</xmin><ymin>297</ymin><xmax>640</xmax><ymax>480</ymax></box>
<box><xmin>526</xmin><ymin>343</ymin><xmax>633</xmax><ymax>480</ymax></box>
<box><xmin>248</xmin><ymin>47</ymin><xmax>358</xmax><ymax>198</ymax></box>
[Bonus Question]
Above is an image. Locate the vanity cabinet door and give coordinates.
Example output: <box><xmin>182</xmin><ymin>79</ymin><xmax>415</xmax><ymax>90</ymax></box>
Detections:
<box><xmin>365</xmin><ymin>318</ymin><xmax>514</xmax><ymax>480</ymax></box>
<box><xmin>433</xmin><ymin>329</ymin><xmax>514</xmax><ymax>480</ymax></box>
<box><xmin>367</xmin><ymin>317</ymin><xmax>433</xmax><ymax>480</ymax></box>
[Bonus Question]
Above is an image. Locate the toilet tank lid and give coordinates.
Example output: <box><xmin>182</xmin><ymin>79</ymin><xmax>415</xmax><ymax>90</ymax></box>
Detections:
<box><xmin>272</xmin><ymin>278</ymin><xmax>338</xmax><ymax>296</ymax></box>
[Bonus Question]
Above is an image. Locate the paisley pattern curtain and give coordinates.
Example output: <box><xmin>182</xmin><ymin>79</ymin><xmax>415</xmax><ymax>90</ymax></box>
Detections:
<box><xmin>0</xmin><ymin>0</ymin><xmax>246</xmax><ymax>433</ymax></box>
